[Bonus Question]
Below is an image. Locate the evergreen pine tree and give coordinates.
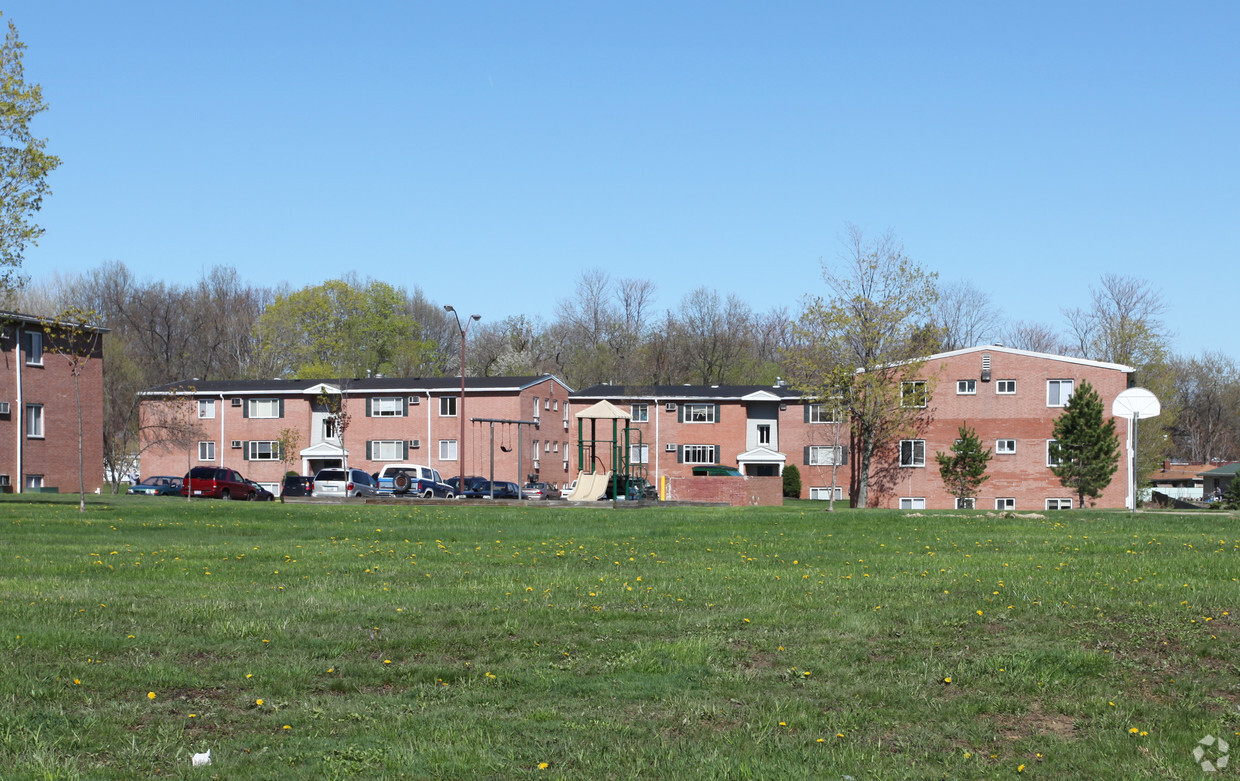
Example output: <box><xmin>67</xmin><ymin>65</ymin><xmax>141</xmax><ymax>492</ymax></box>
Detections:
<box><xmin>782</xmin><ymin>464</ymin><xmax>802</xmax><ymax>498</ymax></box>
<box><xmin>1048</xmin><ymin>380</ymin><xmax>1120</xmax><ymax>507</ymax></box>
<box><xmin>935</xmin><ymin>423</ymin><xmax>992</xmax><ymax>508</ymax></box>
<box><xmin>1222</xmin><ymin>475</ymin><xmax>1240</xmax><ymax>511</ymax></box>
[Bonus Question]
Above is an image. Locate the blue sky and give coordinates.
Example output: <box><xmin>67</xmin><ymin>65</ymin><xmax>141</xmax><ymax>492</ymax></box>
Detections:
<box><xmin>7</xmin><ymin>1</ymin><xmax>1237</xmax><ymax>360</ymax></box>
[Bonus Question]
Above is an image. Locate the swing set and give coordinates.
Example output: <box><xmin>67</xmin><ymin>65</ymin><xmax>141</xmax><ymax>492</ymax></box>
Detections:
<box><xmin>470</xmin><ymin>416</ymin><xmax>539</xmax><ymax>498</ymax></box>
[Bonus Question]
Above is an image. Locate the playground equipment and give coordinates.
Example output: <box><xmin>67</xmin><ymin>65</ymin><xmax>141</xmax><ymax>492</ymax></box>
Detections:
<box><xmin>567</xmin><ymin>400</ymin><xmax>649</xmax><ymax>501</ymax></box>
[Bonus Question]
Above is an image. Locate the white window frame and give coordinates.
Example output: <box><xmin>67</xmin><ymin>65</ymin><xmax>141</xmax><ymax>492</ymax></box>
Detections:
<box><xmin>1047</xmin><ymin>379</ymin><xmax>1074</xmax><ymax>407</ymax></box>
<box><xmin>1046</xmin><ymin>498</ymin><xmax>1073</xmax><ymax>510</ymax></box>
<box><xmin>198</xmin><ymin>441</ymin><xmax>216</xmax><ymax>461</ymax></box>
<box><xmin>371</xmin><ymin>397</ymin><xmax>404</xmax><ymax>417</ymax></box>
<box><xmin>198</xmin><ymin>399</ymin><xmax>216</xmax><ymax>419</ymax></box>
<box><xmin>439</xmin><ymin>439</ymin><xmax>458</xmax><ymax>461</ymax></box>
<box><xmin>532</xmin><ymin>397</ymin><xmax>540</xmax><ymax>420</ymax></box>
<box><xmin>956</xmin><ymin>379</ymin><xmax>976</xmax><ymax>395</ymax></box>
<box><xmin>901</xmin><ymin>381</ymin><xmax>927</xmax><ymax>408</ymax></box>
<box><xmin>439</xmin><ymin>396</ymin><xmax>458</xmax><ymax>417</ymax></box>
<box><xmin>247</xmin><ymin>441</ymin><xmax>280</xmax><ymax>461</ymax></box>
<box><xmin>758</xmin><ymin>424</ymin><xmax>771</xmax><ymax>445</ymax></box>
<box><xmin>630</xmin><ymin>404</ymin><xmax>649</xmax><ymax>422</ymax></box>
<box><xmin>372</xmin><ymin>440</ymin><xmax>404</xmax><ymax>461</ymax></box>
<box><xmin>808</xmin><ymin>445</ymin><xmax>843</xmax><ymax>466</ymax></box>
<box><xmin>996</xmin><ymin>439</ymin><xmax>1017</xmax><ymax>455</ymax></box>
<box><xmin>997</xmin><ymin>380</ymin><xmax>1016</xmax><ymax>395</ymax></box>
<box><xmin>248</xmin><ymin>398</ymin><xmax>280</xmax><ymax>419</ymax></box>
<box><xmin>956</xmin><ymin>497</ymin><xmax>976</xmax><ymax>509</ymax></box>
<box><xmin>899</xmin><ymin>497</ymin><xmax>926</xmax><ymax>510</ymax></box>
<box><xmin>630</xmin><ymin>443</ymin><xmax>649</xmax><ymax>464</ymax></box>
<box><xmin>996</xmin><ymin>497</ymin><xmax>1015</xmax><ymax>510</ymax></box>
<box><xmin>25</xmin><ymin>404</ymin><xmax>43</xmax><ymax>438</ymax></box>
<box><xmin>25</xmin><ymin>474</ymin><xmax>44</xmax><ymax>490</ymax></box>
<box><xmin>809</xmin><ymin>486</ymin><xmax>844</xmax><ymax>501</ymax></box>
<box><xmin>1046</xmin><ymin>439</ymin><xmax>1063</xmax><ymax>467</ymax></box>
<box><xmin>684</xmin><ymin>404</ymin><xmax>716</xmax><ymax>423</ymax></box>
<box><xmin>899</xmin><ymin>439</ymin><xmax>926</xmax><ymax>468</ymax></box>
<box><xmin>807</xmin><ymin>403</ymin><xmax>838</xmax><ymax>424</ymax></box>
<box><xmin>26</xmin><ymin>331</ymin><xmax>43</xmax><ymax>366</ymax></box>
<box><xmin>682</xmin><ymin>444</ymin><xmax>717</xmax><ymax>464</ymax></box>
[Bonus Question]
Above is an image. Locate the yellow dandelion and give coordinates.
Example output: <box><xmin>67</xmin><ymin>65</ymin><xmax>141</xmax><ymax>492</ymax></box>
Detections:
<box><xmin>976</xmin><ymin>610</ymin><xmax>983</xmax><ymax>616</ymax></box>
<box><xmin>943</xmin><ymin>677</ymin><xmax>952</xmax><ymax>684</ymax></box>
<box><xmin>383</xmin><ymin>659</ymin><xmax>392</xmax><ymax>664</ymax></box>
<box><xmin>538</xmin><ymin>762</ymin><xmax>549</xmax><ymax>770</ymax></box>
<box><xmin>256</xmin><ymin>698</ymin><xmax>264</xmax><ymax>706</ymax></box>
<box><xmin>282</xmin><ymin>724</ymin><xmax>290</xmax><ymax>730</ymax></box>
<box><xmin>73</xmin><ymin>679</ymin><xmax>81</xmax><ymax>685</ymax></box>
<box><xmin>1018</xmin><ymin>764</ymin><xmax>1025</xmax><ymax>772</ymax></box>
<box><xmin>246</xmin><ymin>673</ymin><xmax>253</xmax><ymax>679</ymax></box>
<box><xmin>147</xmin><ymin>691</ymin><xmax>156</xmax><ymax>700</ymax></box>
<box><xmin>1129</xmin><ymin>727</ymin><xmax>1139</xmax><ymax>734</ymax></box>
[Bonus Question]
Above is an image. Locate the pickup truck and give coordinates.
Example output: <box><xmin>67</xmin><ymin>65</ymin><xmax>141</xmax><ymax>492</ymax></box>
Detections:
<box><xmin>375</xmin><ymin>463</ymin><xmax>455</xmax><ymax>498</ymax></box>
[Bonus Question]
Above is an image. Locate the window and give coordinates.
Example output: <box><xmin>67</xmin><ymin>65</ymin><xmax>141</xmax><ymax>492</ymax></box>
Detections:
<box><xmin>957</xmin><ymin>379</ymin><xmax>976</xmax><ymax>395</ymax></box>
<box><xmin>439</xmin><ymin>439</ymin><xmax>458</xmax><ymax>461</ymax></box>
<box><xmin>198</xmin><ymin>400</ymin><xmax>216</xmax><ymax>419</ymax></box>
<box><xmin>371</xmin><ymin>440</ymin><xmax>404</xmax><ymax>461</ymax></box>
<box><xmin>1047</xmin><ymin>379</ymin><xmax>1074</xmax><ymax>407</ymax></box>
<box><xmin>371</xmin><ymin>397</ymin><xmax>404</xmax><ymax>417</ymax></box>
<box><xmin>956</xmin><ymin>497</ymin><xmax>976</xmax><ymax>509</ymax></box>
<box><xmin>630</xmin><ymin>404</ymin><xmax>649</xmax><ymax>422</ymax></box>
<box><xmin>807</xmin><ymin>445</ymin><xmax>844</xmax><ymax>466</ymax></box>
<box><xmin>996</xmin><ymin>439</ymin><xmax>1017</xmax><ymax>455</ymax></box>
<box><xmin>1046</xmin><ymin>498</ymin><xmax>1073</xmax><ymax>510</ymax></box>
<box><xmin>198</xmin><ymin>441</ymin><xmax>216</xmax><ymax>461</ymax></box>
<box><xmin>553</xmin><ymin>400</ymin><xmax>559</xmax><ymax>411</ymax></box>
<box><xmin>997</xmin><ymin>380</ymin><xmax>1016</xmax><ymax>394</ymax></box>
<box><xmin>758</xmin><ymin>424</ymin><xmax>771</xmax><ymax>445</ymax></box>
<box><xmin>25</xmin><ymin>474</ymin><xmax>43</xmax><ymax>490</ymax></box>
<box><xmin>544</xmin><ymin>398</ymin><xmax>551</xmax><ymax>410</ymax></box>
<box><xmin>25</xmin><ymin>331</ymin><xmax>42</xmax><ymax>365</ymax></box>
<box><xmin>247</xmin><ymin>398</ymin><xmax>281</xmax><ymax>419</ymax></box>
<box><xmin>807</xmin><ymin>403</ymin><xmax>838</xmax><ymax>423</ymax></box>
<box><xmin>25</xmin><ymin>404</ymin><xmax>43</xmax><ymax>438</ymax></box>
<box><xmin>684</xmin><ymin>404</ymin><xmax>716</xmax><ymax>423</ymax></box>
<box><xmin>901</xmin><ymin>381</ymin><xmax>927</xmax><ymax>408</ymax></box>
<box><xmin>809</xmin><ymin>486</ymin><xmax>844</xmax><ymax>501</ymax></box>
<box><xmin>532</xmin><ymin>397</ymin><xmax>540</xmax><ymax>419</ymax></box>
<box><xmin>247</xmin><ymin>441</ymin><xmax>280</xmax><ymax>461</ymax></box>
<box><xmin>323</xmin><ymin>418</ymin><xmax>338</xmax><ymax>440</ymax></box>
<box><xmin>439</xmin><ymin>396</ymin><xmax>457</xmax><ymax>417</ymax></box>
<box><xmin>533</xmin><ymin>439</ymin><xmax>539</xmax><ymax>455</ymax></box>
<box><xmin>899</xmin><ymin>439</ymin><xmax>926</xmax><ymax>468</ymax></box>
<box><xmin>899</xmin><ymin>497</ymin><xmax>925</xmax><ymax>510</ymax></box>
<box><xmin>681</xmin><ymin>444</ymin><xmax>717</xmax><ymax>464</ymax></box>
<box><xmin>553</xmin><ymin>441</ymin><xmax>559</xmax><ymax>452</ymax></box>
<box><xmin>996</xmin><ymin>498</ymin><xmax>1015</xmax><ymax>510</ymax></box>
<box><xmin>630</xmin><ymin>443</ymin><xmax>649</xmax><ymax>464</ymax></box>
<box><xmin>1046</xmin><ymin>440</ymin><xmax>1063</xmax><ymax>467</ymax></box>
<box><xmin>544</xmin><ymin>440</ymin><xmax>551</xmax><ymax>453</ymax></box>
<box><xmin>0</xmin><ymin>475</ymin><xmax>9</xmax><ymax>487</ymax></box>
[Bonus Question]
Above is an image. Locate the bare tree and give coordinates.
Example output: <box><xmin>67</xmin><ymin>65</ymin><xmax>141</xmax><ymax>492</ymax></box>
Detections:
<box><xmin>932</xmin><ymin>280</ymin><xmax>1002</xmax><ymax>351</ymax></box>
<box><xmin>1169</xmin><ymin>352</ymin><xmax>1240</xmax><ymax>463</ymax></box>
<box><xmin>41</xmin><ymin>307</ymin><xmax>103</xmax><ymax>510</ymax></box>
<box><xmin>1000</xmin><ymin>321</ymin><xmax>1067</xmax><ymax>354</ymax></box>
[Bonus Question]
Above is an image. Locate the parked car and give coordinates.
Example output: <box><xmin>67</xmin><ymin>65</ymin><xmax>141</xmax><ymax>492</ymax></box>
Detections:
<box><xmin>246</xmin><ymin>479</ymin><xmax>275</xmax><ymax>501</ymax></box>
<box><xmin>521</xmin><ymin>482</ymin><xmax>562</xmax><ymax>500</ymax></box>
<box><xmin>127</xmin><ymin>475</ymin><xmax>182</xmax><ymax>496</ymax></box>
<box><xmin>375</xmin><ymin>463</ymin><xmax>456</xmax><ymax>498</ymax></box>
<box><xmin>280</xmin><ymin>475</ymin><xmax>314</xmax><ymax>498</ymax></box>
<box><xmin>460</xmin><ymin>480</ymin><xmax>522</xmax><ymax>499</ymax></box>
<box><xmin>181</xmin><ymin>467</ymin><xmax>256</xmax><ymax>500</ymax></box>
<box><xmin>691</xmin><ymin>465</ymin><xmax>744</xmax><ymax>477</ymax></box>
<box><xmin>311</xmin><ymin>468</ymin><xmax>379</xmax><ymax>498</ymax></box>
<box><xmin>446</xmin><ymin>475</ymin><xmax>488</xmax><ymax>495</ymax></box>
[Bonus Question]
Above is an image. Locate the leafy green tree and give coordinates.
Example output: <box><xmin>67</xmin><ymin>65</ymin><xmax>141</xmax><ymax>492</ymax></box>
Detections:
<box><xmin>1222</xmin><ymin>476</ymin><xmax>1240</xmax><ymax>511</ymax></box>
<box><xmin>255</xmin><ymin>279</ymin><xmax>436</xmax><ymax>379</ymax></box>
<box><xmin>935</xmin><ymin>424</ymin><xmax>992</xmax><ymax>508</ymax></box>
<box><xmin>1049</xmin><ymin>380</ymin><xmax>1120</xmax><ymax>507</ymax></box>
<box><xmin>781</xmin><ymin>464</ymin><xmax>802</xmax><ymax>498</ymax></box>
<box><xmin>0</xmin><ymin>15</ymin><xmax>60</xmax><ymax>295</ymax></box>
<box><xmin>786</xmin><ymin>225</ymin><xmax>938</xmax><ymax>507</ymax></box>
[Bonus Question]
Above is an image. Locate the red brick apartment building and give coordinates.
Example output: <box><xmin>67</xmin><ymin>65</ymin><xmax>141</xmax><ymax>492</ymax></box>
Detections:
<box><xmin>572</xmin><ymin>346</ymin><xmax>1136</xmax><ymax>510</ymax></box>
<box><xmin>138</xmin><ymin>375</ymin><xmax>573</xmax><ymax>492</ymax></box>
<box><xmin>0</xmin><ymin>311</ymin><xmax>106</xmax><ymax>495</ymax></box>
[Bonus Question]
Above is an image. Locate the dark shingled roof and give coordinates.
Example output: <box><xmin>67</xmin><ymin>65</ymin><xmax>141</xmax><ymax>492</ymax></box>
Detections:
<box><xmin>141</xmin><ymin>375</ymin><xmax>569</xmax><ymax>396</ymax></box>
<box><xmin>571</xmin><ymin>383</ymin><xmax>804</xmax><ymax>401</ymax></box>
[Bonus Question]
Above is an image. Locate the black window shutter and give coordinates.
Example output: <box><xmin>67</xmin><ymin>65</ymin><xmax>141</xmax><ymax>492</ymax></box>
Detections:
<box><xmin>366</xmin><ymin>441</ymin><xmax>373</xmax><ymax>460</ymax></box>
<box><xmin>678</xmin><ymin>405</ymin><xmax>684</xmax><ymax>423</ymax></box>
<box><xmin>677</xmin><ymin>445</ymin><xmax>683</xmax><ymax>464</ymax></box>
<box><xmin>242</xmin><ymin>400</ymin><xmax>248</xmax><ymax>419</ymax></box>
<box><xmin>278</xmin><ymin>399</ymin><xmax>284</xmax><ymax>418</ymax></box>
<box><xmin>241</xmin><ymin>442</ymin><xmax>249</xmax><ymax>460</ymax></box>
<box><xmin>365</xmin><ymin>398</ymin><xmax>372</xmax><ymax>417</ymax></box>
<box><xmin>713</xmin><ymin>404</ymin><xmax>720</xmax><ymax>422</ymax></box>
<box><xmin>840</xmin><ymin>445</ymin><xmax>849</xmax><ymax>465</ymax></box>
<box><xmin>403</xmin><ymin>441</ymin><xmax>409</xmax><ymax>460</ymax></box>
<box><xmin>714</xmin><ymin>444</ymin><xmax>721</xmax><ymax>464</ymax></box>
<box><xmin>804</xmin><ymin>446</ymin><xmax>811</xmax><ymax>465</ymax></box>
<box><xmin>804</xmin><ymin>404</ymin><xmax>810</xmax><ymax>423</ymax></box>
<box><xmin>402</xmin><ymin>397</ymin><xmax>409</xmax><ymax>416</ymax></box>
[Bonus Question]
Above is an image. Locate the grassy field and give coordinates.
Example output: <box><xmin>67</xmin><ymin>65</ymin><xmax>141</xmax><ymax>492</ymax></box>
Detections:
<box><xmin>0</xmin><ymin>495</ymin><xmax>1237</xmax><ymax>780</ymax></box>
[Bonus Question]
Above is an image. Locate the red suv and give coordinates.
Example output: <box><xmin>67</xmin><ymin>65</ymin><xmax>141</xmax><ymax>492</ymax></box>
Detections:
<box><xmin>181</xmin><ymin>467</ymin><xmax>256</xmax><ymax>500</ymax></box>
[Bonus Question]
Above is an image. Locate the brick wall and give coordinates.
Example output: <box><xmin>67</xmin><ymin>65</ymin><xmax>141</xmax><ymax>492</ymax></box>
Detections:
<box><xmin>665</xmin><ymin>475</ymin><xmax>783</xmax><ymax>506</ymax></box>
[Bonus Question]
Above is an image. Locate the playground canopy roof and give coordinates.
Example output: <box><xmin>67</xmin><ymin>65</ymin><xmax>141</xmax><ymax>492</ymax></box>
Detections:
<box><xmin>574</xmin><ymin>400</ymin><xmax>631</xmax><ymax>420</ymax></box>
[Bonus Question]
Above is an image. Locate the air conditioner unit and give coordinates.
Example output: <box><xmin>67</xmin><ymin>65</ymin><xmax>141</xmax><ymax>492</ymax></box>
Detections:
<box><xmin>779</xmin><ymin>403</ymin><xmax>787</xmax><ymax>411</ymax></box>
<box><xmin>0</xmin><ymin>401</ymin><xmax>9</xmax><ymax>414</ymax></box>
<box><xmin>533</xmin><ymin>460</ymin><xmax>540</xmax><ymax>470</ymax></box>
<box><xmin>231</xmin><ymin>440</ymin><xmax>242</xmax><ymax>449</ymax></box>
<box><xmin>408</xmin><ymin>439</ymin><xmax>421</xmax><ymax>449</ymax></box>
<box><xmin>409</xmin><ymin>396</ymin><xmax>420</xmax><ymax>405</ymax></box>
<box><xmin>231</xmin><ymin>398</ymin><xmax>242</xmax><ymax>407</ymax></box>
<box><xmin>665</xmin><ymin>443</ymin><xmax>677</xmax><ymax>452</ymax></box>
<box><xmin>563</xmin><ymin>420</ymin><xmax>569</xmax><ymax>430</ymax></box>
<box><xmin>665</xmin><ymin>402</ymin><xmax>676</xmax><ymax>412</ymax></box>
<box><xmin>0</xmin><ymin>474</ymin><xmax>9</xmax><ymax>487</ymax></box>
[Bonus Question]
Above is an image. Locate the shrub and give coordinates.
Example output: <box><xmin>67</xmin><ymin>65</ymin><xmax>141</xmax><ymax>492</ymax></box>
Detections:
<box><xmin>782</xmin><ymin>464</ymin><xmax>802</xmax><ymax>498</ymax></box>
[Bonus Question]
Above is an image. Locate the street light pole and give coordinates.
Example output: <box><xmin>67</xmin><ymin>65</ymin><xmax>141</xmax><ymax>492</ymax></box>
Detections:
<box><xmin>444</xmin><ymin>305</ymin><xmax>480</xmax><ymax>495</ymax></box>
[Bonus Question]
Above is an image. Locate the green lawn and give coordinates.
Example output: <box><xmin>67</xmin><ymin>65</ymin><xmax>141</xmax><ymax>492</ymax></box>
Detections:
<box><xmin>1</xmin><ymin>495</ymin><xmax>1237</xmax><ymax>779</ymax></box>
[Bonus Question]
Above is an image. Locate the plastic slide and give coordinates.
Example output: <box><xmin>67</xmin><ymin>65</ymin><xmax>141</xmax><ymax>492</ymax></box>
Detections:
<box><xmin>565</xmin><ymin>471</ymin><xmax>611</xmax><ymax>502</ymax></box>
